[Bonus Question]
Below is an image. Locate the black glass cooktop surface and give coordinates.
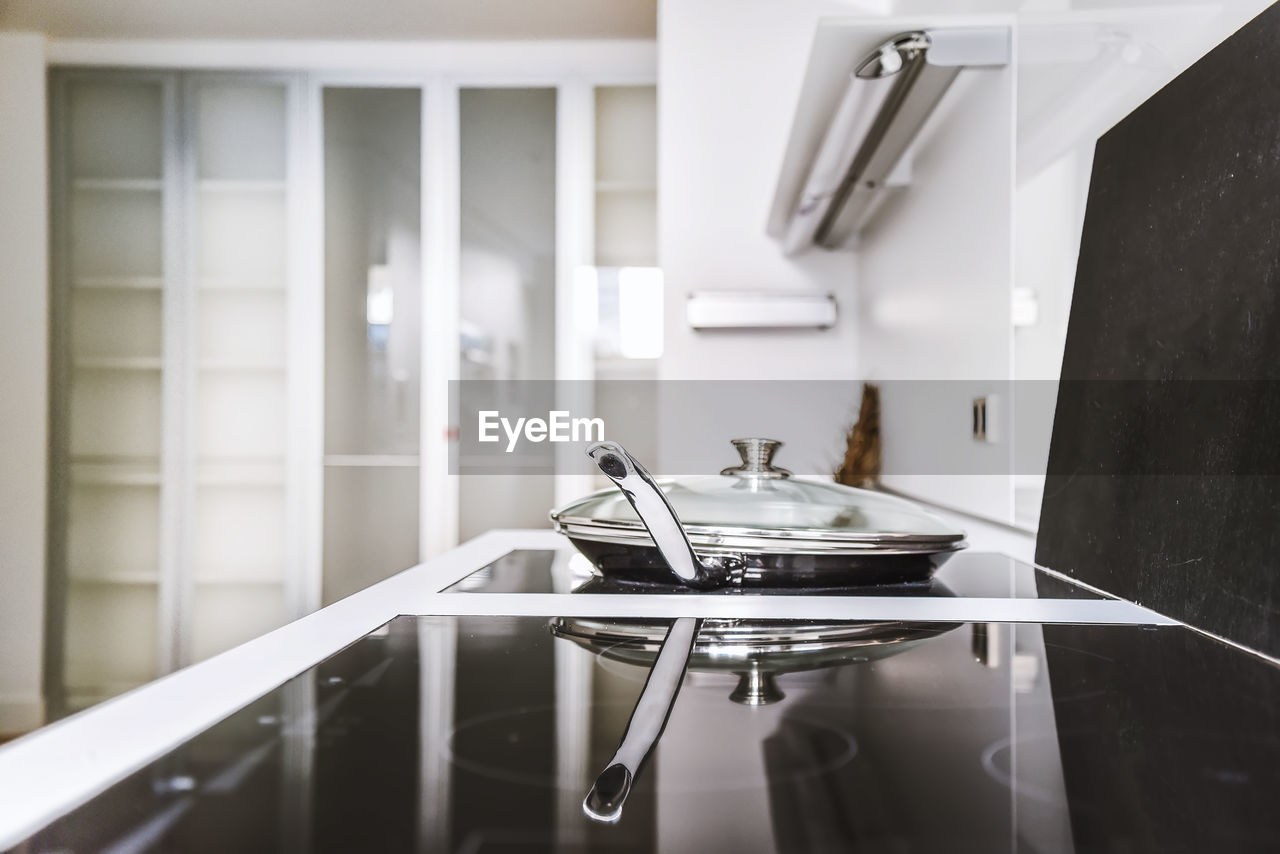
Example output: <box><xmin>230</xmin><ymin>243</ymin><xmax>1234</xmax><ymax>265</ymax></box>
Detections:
<box><xmin>12</xmin><ymin>613</ymin><xmax>1278</xmax><ymax>853</ymax></box>
<box><xmin>443</xmin><ymin>549</ymin><xmax>1105</xmax><ymax>599</ymax></box>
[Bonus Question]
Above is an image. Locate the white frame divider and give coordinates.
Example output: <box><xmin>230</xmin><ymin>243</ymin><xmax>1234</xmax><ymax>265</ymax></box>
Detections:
<box><xmin>290</xmin><ymin>76</ymin><xmax>325</xmax><ymax>617</ymax></box>
<box><xmin>421</xmin><ymin>77</ymin><xmax>462</xmax><ymax>561</ymax></box>
<box><xmin>554</xmin><ymin>79</ymin><xmax>599</xmax><ymax>511</ymax></box>
<box><xmin>157</xmin><ymin>71</ymin><xmax>186</xmax><ymax>675</ymax></box>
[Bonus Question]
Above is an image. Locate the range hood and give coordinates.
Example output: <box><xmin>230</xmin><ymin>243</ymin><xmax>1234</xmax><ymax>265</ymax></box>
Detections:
<box><xmin>769</xmin><ymin>26</ymin><xmax>1009</xmax><ymax>255</ymax></box>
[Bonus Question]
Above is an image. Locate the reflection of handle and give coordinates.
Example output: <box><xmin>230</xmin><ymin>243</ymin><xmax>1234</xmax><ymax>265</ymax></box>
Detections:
<box><xmin>586</xmin><ymin>441</ymin><xmax>726</xmax><ymax>588</ymax></box>
<box><xmin>583</xmin><ymin>617</ymin><xmax>701</xmax><ymax>824</ymax></box>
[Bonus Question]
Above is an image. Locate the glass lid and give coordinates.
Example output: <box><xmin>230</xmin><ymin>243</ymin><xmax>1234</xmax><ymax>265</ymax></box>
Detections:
<box><xmin>551</xmin><ymin>438</ymin><xmax>965</xmax><ymax>547</ymax></box>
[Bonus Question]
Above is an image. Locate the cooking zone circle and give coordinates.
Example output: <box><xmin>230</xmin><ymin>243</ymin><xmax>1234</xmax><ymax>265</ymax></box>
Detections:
<box><xmin>443</xmin><ymin>704</ymin><xmax>858</xmax><ymax>795</ymax></box>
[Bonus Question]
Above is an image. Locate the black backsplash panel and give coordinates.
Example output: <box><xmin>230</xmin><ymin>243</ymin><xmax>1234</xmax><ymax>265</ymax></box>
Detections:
<box><xmin>1036</xmin><ymin>2</ymin><xmax>1280</xmax><ymax>656</ymax></box>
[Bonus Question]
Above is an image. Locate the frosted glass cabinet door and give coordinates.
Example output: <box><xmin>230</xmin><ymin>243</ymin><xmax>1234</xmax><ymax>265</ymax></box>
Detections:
<box><xmin>50</xmin><ymin>75</ymin><xmax>169</xmax><ymax>714</ymax></box>
<box><xmin>324</xmin><ymin>88</ymin><xmax>423</xmax><ymax>457</ymax></box>
<box><xmin>456</xmin><ymin>88</ymin><xmax>559</xmax><ymax>541</ymax></box>
<box><xmin>321</xmin><ymin>467</ymin><xmax>421</xmax><ymax>606</ymax></box>
<box><xmin>187</xmin><ymin>78</ymin><xmax>293</xmax><ymax>664</ymax></box>
<box><xmin>49</xmin><ymin>72</ymin><xmax>306</xmax><ymax>714</ymax></box>
<box><xmin>321</xmin><ymin>87</ymin><xmax>423</xmax><ymax>604</ymax></box>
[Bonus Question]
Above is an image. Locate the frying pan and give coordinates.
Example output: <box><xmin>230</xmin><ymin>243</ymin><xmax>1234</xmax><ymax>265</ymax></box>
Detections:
<box><xmin>551</xmin><ymin>439</ymin><xmax>966</xmax><ymax>590</ymax></box>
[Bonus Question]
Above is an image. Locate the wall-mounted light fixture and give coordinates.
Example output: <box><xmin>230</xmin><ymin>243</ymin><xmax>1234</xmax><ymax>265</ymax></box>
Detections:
<box><xmin>686</xmin><ymin>291</ymin><xmax>837</xmax><ymax>331</ymax></box>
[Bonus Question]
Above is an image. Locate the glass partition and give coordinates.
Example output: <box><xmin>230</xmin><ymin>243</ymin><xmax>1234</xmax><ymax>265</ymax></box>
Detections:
<box><xmin>322</xmin><ymin>87</ymin><xmax>423</xmax><ymax>605</ymax></box>
<box><xmin>457</xmin><ymin>88</ymin><xmax>558</xmax><ymax>540</ymax></box>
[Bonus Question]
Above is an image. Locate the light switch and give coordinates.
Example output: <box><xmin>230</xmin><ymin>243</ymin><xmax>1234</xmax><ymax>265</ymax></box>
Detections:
<box><xmin>973</xmin><ymin>395</ymin><xmax>998</xmax><ymax>442</ymax></box>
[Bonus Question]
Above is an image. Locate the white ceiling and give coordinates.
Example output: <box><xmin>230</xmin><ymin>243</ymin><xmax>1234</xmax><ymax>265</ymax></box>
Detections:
<box><xmin>0</xmin><ymin>0</ymin><xmax>656</xmax><ymax>40</ymax></box>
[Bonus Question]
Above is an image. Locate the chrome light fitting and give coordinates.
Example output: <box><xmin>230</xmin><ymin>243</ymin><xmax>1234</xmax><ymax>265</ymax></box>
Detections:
<box><xmin>775</xmin><ymin>27</ymin><xmax>1009</xmax><ymax>254</ymax></box>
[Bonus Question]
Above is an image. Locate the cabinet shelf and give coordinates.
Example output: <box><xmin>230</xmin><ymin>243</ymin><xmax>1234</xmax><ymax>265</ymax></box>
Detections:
<box><xmin>71</xmin><ymin>463</ymin><xmax>161</xmax><ymax>486</ymax></box>
<box><xmin>73</xmin><ymin>356</ymin><xmax>164</xmax><ymax>371</ymax></box>
<box><xmin>196</xmin><ymin>462</ymin><xmax>286</xmax><ymax>486</ymax></box>
<box><xmin>70</xmin><ymin>571</ymin><xmax>159</xmax><ymax>585</ymax></box>
<box><xmin>198</xmin><ymin>179</ymin><xmax>286</xmax><ymax>193</ymax></box>
<box><xmin>73</xmin><ymin>276</ymin><xmax>164</xmax><ymax>291</ymax></box>
<box><xmin>199</xmin><ymin>279</ymin><xmax>285</xmax><ymax>291</ymax></box>
<box><xmin>595</xmin><ymin>180</ymin><xmax>657</xmax><ymax>193</ymax></box>
<box><xmin>194</xmin><ymin>575</ymin><xmax>285</xmax><ymax>586</ymax></box>
<box><xmin>73</xmin><ymin>178</ymin><xmax>164</xmax><ymax>192</ymax></box>
<box><xmin>595</xmin><ymin>246</ymin><xmax>659</xmax><ymax>266</ymax></box>
<box><xmin>198</xmin><ymin>360</ymin><xmax>286</xmax><ymax>372</ymax></box>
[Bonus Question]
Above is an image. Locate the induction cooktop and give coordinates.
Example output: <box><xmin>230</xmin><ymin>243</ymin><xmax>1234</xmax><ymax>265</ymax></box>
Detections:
<box><xmin>442</xmin><ymin>548</ymin><xmax>1106</xmax><ymax>600</ymax></box>
<box><xmin>12</xmin><ymin>609</ymin><xmax>1279</xmax><ymax>853</ymax></box>
<box><xmin>5</xmin><ymin>535</ymin><xmax>1278</xmax><ymax>853</ymax></box>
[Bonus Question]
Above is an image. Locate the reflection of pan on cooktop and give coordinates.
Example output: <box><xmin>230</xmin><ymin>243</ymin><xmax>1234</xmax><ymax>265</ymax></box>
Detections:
<box><xmin>551</xmin><ymin>617</ymin><xmax>961</xmax><ymax>824</ymax></box>
<box><xmin>572</xmin><ymin>574</ymin><xmax>959</xmax><ymax>597</ymax></box>
<box><xmin>554</xmin><ymin>617</ymin><xmax>959</xmax><ymax>705</ymax></box>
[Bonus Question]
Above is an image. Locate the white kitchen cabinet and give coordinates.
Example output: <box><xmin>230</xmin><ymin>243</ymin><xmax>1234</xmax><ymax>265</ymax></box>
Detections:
<box><xmin>44</xmin><ymin>61</ymin><xmax>657</xmax><ymax>716</ymax></box>
<box><xmin>47</xmin><ymin>71</ymin><xmax>308</xmax><ymax>714</ymax></box>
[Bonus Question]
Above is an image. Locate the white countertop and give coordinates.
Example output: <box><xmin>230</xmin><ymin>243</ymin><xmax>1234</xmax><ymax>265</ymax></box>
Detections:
<box><xmin>0</xmin><ymin>528</ymin><xmax>1173</xmax><ymax>848</ymax></box>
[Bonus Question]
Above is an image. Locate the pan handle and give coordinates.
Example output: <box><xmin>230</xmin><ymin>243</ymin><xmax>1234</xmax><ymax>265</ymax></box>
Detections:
<box><xmin>583</xmin><ymin>617</ymin><xmax>702</xmax><ymax>824</ymax></box>
<box><xmin>586</xmin><ymin>441</ymin><xmax>728</xmax><ymax>589</ymax></box>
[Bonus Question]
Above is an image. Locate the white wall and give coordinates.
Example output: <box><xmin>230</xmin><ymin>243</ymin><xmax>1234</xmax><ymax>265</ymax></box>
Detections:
<box><xmin>1013</xmin><ymin>147</ymin><xmax>1090</xmax><ymax>383</ymax></box>
<box><xmin>661</xmin><ymin>3</ymin><xmax>1019</xmax><ymax>512</ymax></box>
<box><xmin>658</xmin><ymin>0</ymin><xmax>865</xmax><ymax>384</ymax></box>
<box><xmin>856</xmin><ymin>56</ymin><xmax>1016</xmax><ymax>522</ymax></box>
<box><xmin>0</xmin><ymin>32</ymin><xmax>49</xmax><ymax>733</ymax></box>
<box><xmin>656</xmin><ymin>0</ymin><xmax>881</xmax><ymax>473</ymax></box>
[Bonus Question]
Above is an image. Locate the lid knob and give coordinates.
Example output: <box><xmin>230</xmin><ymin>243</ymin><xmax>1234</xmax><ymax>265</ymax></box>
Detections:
<box><xmin>729</xmin><ymin>668</ymin><xmax>785</xmax><ymax>705</ymax></box>
<box><xmin>722</xmin><ymin>438</ymin><xmax>792</xmax><ymax>479</ymax></box>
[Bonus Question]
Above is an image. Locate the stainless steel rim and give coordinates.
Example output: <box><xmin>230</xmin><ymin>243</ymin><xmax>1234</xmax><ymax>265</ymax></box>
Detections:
<box><xmin>551</xmin><ymin>514</ymin><xmax>967</xmax><ymax>555</ymax></box>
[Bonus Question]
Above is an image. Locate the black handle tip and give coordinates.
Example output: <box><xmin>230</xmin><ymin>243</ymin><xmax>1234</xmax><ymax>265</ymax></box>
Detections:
<box><xmin>583</xmin><ymin>763</ymin><xmax>632</xmax><ymax>823</ymax></box>
<box><xmin>596</xmin><ymin>453</ymin><xmax>628</xmax><ymax>480</ymax></box>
